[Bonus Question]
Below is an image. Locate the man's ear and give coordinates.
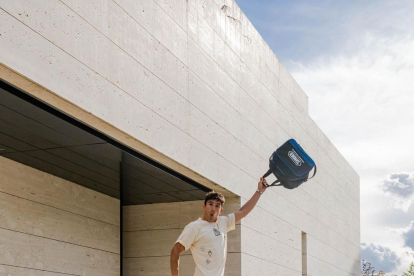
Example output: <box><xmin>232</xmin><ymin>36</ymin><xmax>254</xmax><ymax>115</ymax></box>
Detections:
<box><xmin>220</xmin><ymin>207</ymin><xmax>224</xmax><ymax>214</ymax></box>
<box><xmin>203</xmin><ymin>204</ymin><xmax>206</xmax><ymax>210</ymax></box>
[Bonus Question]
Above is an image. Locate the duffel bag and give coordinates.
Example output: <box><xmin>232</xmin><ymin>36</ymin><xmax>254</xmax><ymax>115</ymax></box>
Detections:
<box><xmin>263</xmin><ymin>139</ymin><xmax>316</xmax><ymax>189</ymax></box>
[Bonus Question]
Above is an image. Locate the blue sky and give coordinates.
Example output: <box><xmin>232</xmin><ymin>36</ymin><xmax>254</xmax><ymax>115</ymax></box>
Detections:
<box><xmin>236</xmin><ymin>0</ymin><xmax>414</xmax><ymax>67</ymax></box>
<box><xmin>235</xmin><ymin>0</ymin><xmax>414</xmax><ymax>274</ymax></box>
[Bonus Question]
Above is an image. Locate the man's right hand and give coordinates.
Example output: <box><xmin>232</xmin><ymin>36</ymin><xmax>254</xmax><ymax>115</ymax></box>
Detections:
<box><xmin>170</xmin><ymin>242</ymin><xmax>185</xmax><ymax>276</ymax></box>
<box><xmin>258</xmin><ymin>177</ymin><xmax>268</xmax><ymax>193</ymax></box>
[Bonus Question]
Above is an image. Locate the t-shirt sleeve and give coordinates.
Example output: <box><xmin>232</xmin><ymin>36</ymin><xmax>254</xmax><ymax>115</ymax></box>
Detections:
<box><xmin>226</xmin><ymin>213</ymin><xmax>236</xmax><ymax>232</ymax></box>
<box><xmin>175</xmin><ymin>224</ymin><xmax>197</xmax><ymax>251</ymax></box>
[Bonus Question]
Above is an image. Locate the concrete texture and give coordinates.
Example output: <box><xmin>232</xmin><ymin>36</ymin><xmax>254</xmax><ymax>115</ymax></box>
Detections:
<box><xmin>0</xmin><ymin>156</ymin><xmax>120</xmax><ymax>276</ymax></box>
<box><xmin>0</xmin><ymin>0</ymin><xmax>360</xmax><ymax>275</ymax></box>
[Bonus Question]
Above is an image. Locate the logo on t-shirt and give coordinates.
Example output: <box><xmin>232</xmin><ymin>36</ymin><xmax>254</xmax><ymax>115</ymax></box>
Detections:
<box><xmin>213</xmin><ymin>228</ymin><xmax>221</xmax><ymax>236</ymax></box>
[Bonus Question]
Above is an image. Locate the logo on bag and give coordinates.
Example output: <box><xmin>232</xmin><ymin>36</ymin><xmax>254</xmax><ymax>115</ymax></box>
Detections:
<box><xmin>288</xmin><ymin>150</ymin><xmax>304</xmax><ymax>166</ymax></box>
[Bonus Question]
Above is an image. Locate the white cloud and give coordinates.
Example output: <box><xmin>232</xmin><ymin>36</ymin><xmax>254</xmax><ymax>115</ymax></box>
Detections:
<box><xmin>403</xmin><ymin>225</ymin><xmax>414</xmax><ymax>252</ymax></box>
<box><xmin>290</xmin><ymin>27</ymin><xmax>414</xmax><ymax>276</ymax></box>
<box><xmin>291</xmin><ymin>34</ymin><xmax>414</xmax><ymax>183</ymax></box>
<box><xmin>361</xmin><ymin>243</ymin><xmax>401</xmax><ymax>273</ymax></box>
<box><xmin>387</xmin><ymin>222</ymin><xmax>414</xmax><ymax>274</ymax></box>
<box><xmin>398</xmin><ymin>221</ymin><xmax>414</xmax><ymax>251</ymax></box>
<box><xmin>379</xmin><ymin>173</ymin><xmax>414</xmax><ymax>212</ymax></box>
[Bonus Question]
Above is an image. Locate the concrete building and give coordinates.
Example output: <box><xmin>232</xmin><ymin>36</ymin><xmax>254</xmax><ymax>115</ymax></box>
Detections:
<box><xmin>0</xmin><ymin>0</ymin><xmax>360</xmax><ymax>275</ymax></box>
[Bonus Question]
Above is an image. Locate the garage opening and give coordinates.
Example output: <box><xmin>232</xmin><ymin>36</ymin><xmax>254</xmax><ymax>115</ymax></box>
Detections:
<box><xmin>0</xmin><ymin>79</ymin><xmax>214</xmax><ymax>275</ymax></box>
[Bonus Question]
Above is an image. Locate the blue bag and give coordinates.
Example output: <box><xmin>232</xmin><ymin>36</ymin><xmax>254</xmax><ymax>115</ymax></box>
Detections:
<box><xmin>263</xmin><ymin>139</ymin><xmax>317</xmax><ymax>189</ymax></box>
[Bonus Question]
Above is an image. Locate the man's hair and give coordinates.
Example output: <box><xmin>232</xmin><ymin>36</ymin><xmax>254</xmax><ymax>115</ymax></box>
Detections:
<box><xmin>204</xmin><ymin>191</ymin><xmax>225</xmax><ymax>206</ymax></box>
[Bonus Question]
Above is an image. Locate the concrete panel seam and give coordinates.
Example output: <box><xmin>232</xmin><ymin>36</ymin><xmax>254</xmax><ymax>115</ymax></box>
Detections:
<box><xmin>187</xmin><ymin>38</ymin><xmax>281</xmax><ymax>145</ymax></box>
<box><xmin>109</xmin><ymin>0</ymin><xmax>188</xmax><ymax>64</ymax></box>
<box><xmin>114</xmin><ymin>0</ymin><xmax>188</xmax><ymax>41</ymax></box>
<box><xmin>123</xmin><ymin>252</ymin><xmax>241</xmax><ymax>259</ymax></box>
<box><xmin>247</xmin><ymin>196</ymin><xmax>360</xmax><ymax>262</ymax></box>
<box><xmin>242</xmin><ymin>224</ymin><xmax>302</xmax><ymax>252</ymax></box>
<box><xmin>191</xmin><ymin>7</ymin><xmax>302</xmax><ymax>117</ymax></box>
<box><xmin>123</xmin><ymin>228</ymin><xmax>182</xmax><ymax>232</ymax></box>
<box><xmin>306</xmin><ymin>254</ymin><xmax>359</xmax><ymax>275</ymax></box>
<box><xmin>0</xmin><ymin>227</ymin><xmax>120</xmax><ymax>255</ymax></box>
<box><xmin>187</xmin><ymin>30</ymin><xmax>293</xmax><ymax>146</ymax></box>
<box><xmin>243</xmin><ymin>214</ymin><xmax>359</xmax><ymax>263</ymax></box>
<box><xmin>0</xmin><ymin>190</ymin><xmax>119</xmax><ymax>227</ymax></box>
<box><xmin>312</xmin><ymin>166</ymin><xmax>359</xmax><ymax>218</ymax></box>
<box><xmin>239</xmin><ymin>173</ymin><xmax>360</xmax><ymax>250</ymax></box>
<box><xmin>186</xmin><ymin>43</ymin><xmax>279</xmax><ymax>144</ymax></box>
<box><xmin>301</xmin><ymin>178</ymin><xmax>360</xmax><ymax>232</ymax></box>
<box><xmin>241</xmin><ymin>252</ymin><xmax>302</xmax><ymax>274</ymax></box>
<box><xmin>240</xmin><ymin>182</ymin><xmax>360</xmax><ymax>256</ymax></box>
<box><xmin>191</xmin><ymin>2</ymin><xmax>303</xmax><ymax>110</ymax></box>
<box><xmin>260</xmin><ymin>258</ymin><xmax>303</xmax><ymax>275</ymax></box>
<box><xmin>268</xmin><ymin>188</ymin><xmax>360</xmax><ymax>249</ymax></box>
<box><xmin>57</xmin><ymin>0</ymin><xmax>189</xmax><ymax>97</ymax></box>
<box><xmin>0</xmin><ymin>263</ymin><xmax>81</xmax><ymax>276</ymax></box>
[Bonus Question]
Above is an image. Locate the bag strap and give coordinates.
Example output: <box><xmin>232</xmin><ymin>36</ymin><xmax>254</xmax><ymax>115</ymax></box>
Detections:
<box><xmin>308</xmin><ymin>165</ymin><xmax>317</xmax><ymax>180</ymax></box>
<box><xmin>262</xmin><ymin>168</ymin><xmax>273</xmax><ymax>178</ymax></box>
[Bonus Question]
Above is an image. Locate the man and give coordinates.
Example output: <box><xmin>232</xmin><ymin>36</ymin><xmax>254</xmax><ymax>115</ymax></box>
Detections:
<box><xmin>170</xmin><ymin>177</ymin><xmax>268</xmax><ymax>276</ymax></box>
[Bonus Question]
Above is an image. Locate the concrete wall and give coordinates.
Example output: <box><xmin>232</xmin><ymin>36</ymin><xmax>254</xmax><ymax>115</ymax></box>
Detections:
<box><xmin>123</xmin><ymin>198</ymin><xmax>241</xmax><ymax>275</ymax></box>
<box><xmin>0</xmin><ymin>0</ymin><xmax>360</xmax><ymax>275</ymax></box>
<box><xmin>0</xmin><ymin>156</ymin><xmax>120</xmax><ymax>276</ymax></box>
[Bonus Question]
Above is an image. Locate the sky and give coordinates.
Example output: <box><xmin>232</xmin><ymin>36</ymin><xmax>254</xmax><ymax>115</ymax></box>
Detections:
<box><xmin>234</xmin><ymin>0</ymin><xmax>414</xmax><ymax>274</ymax></box>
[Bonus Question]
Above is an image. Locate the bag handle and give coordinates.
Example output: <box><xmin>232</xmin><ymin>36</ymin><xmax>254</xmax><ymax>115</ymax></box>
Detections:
<box><xmin>262</xmin><ymin>168</ymin><xmax>283</xmax><ymax>187</ymax></box>
<box><xmin>262</xmin><ymin>165</ymin><xmax>317</xmax><ymax>188</ymax></box>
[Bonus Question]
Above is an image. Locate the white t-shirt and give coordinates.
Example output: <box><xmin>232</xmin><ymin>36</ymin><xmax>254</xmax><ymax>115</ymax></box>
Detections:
<box><xmin>176</xmin><ymin>213</ymin><xmax>236</xmax><ymax>276</ymax></box>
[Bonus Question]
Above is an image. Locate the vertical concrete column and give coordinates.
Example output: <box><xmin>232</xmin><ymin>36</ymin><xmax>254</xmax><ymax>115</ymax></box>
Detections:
<box><xmin>302</xmin><ymin>231</ymin><xmax>308</xmax><ymax>276</ymax></box>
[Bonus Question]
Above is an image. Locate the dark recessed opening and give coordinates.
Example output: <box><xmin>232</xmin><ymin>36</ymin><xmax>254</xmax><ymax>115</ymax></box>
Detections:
<box><xmin>0</xmin><ymin>79</ymin><xmax>210</xmax><ymax>205</ymax></box>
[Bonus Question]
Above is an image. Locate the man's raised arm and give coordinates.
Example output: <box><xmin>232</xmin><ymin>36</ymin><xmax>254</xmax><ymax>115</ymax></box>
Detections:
<box><xmin>170</xmin><ymin>242</ymin><xmax>185</xmax><ymax>276</ymax></box>
<box><xmin>234</xmin><ymin>178</ymin><xmax>268</xmax><ymax>223</ymax></box>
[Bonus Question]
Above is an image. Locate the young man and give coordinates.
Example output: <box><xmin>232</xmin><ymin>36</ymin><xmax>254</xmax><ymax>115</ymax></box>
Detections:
<box><xmin>170</xmin><ymin>178</ymin><xmax>268</xmax><ymax>276</ymax></box>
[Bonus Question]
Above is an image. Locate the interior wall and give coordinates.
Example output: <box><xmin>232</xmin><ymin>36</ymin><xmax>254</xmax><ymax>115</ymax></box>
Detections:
<box><xmin>123</xmin><ymin>198</ymin><xmax>241</xmax><ymax>276</ymax></box>
<box><xmin>0</xmin><ymin>156</ymin><xmax>120</xmax><ymax>276</ymax></box>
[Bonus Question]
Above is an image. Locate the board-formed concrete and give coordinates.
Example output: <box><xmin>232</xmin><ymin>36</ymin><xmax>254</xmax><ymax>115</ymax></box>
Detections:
<box><xmin>0</xmin><ymin>156</ymin><xmax>120</xmax><ymax>276</ymax></box>
<box><xmin>0</xmin><ymin>0</ymin><xmax>360</xmax><ymax>275</ymax></box>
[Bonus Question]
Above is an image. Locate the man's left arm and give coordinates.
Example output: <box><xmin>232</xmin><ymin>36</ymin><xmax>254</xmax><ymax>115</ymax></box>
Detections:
<box><xmin>234</xmin><ymin>178</ymin><xmax>268</xmax><ymax>224</ymax></box>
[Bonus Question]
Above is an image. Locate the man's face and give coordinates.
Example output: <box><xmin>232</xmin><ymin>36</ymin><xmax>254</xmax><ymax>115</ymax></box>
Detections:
<box><xmin>203</xmin><ymin>199</ymin><xmax>223</xmax><ymax>222</ymax></box>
